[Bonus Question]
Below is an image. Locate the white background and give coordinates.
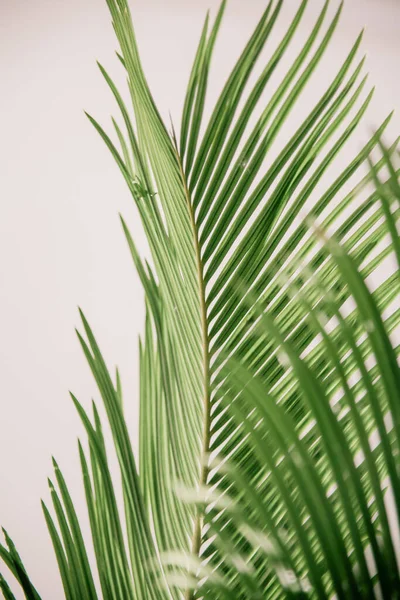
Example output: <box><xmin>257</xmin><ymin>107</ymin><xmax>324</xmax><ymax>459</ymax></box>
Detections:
<box><xmin>0</xmin><ymin>0</ymin><xmax>399</xmax><ymax>597</ymax></box>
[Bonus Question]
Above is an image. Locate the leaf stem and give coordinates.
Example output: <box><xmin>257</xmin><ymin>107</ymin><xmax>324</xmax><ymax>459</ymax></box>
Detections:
<box><xmin>173</xmin><ymin>137</ymin><xmax>211</xmax><ymax>600</ymax></box>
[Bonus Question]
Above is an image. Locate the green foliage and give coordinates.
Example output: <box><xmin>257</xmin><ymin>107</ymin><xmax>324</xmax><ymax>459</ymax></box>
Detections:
<box><xmin>1</xmin><ymin>1</ymin><xmax>400</xmax><ymax>598</ymax></box>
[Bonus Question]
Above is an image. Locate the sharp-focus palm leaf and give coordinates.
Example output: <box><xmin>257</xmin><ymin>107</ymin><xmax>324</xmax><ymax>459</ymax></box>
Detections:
<box><xmin>180</xmin><ymin>148</ymin><xmax>400</xmax><ymax>597</ymax></box>
<box><xmin>1</xmin><ymin>1</ymin><xmax>399</xmax><ymax>599</ymax></box>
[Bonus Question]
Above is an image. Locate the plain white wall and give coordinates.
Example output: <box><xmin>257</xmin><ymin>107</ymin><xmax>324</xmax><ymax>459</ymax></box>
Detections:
<box><xmin>0</xmin><ymin>0</ymin><xmax>399</xmax><ymax>597</ymax></box>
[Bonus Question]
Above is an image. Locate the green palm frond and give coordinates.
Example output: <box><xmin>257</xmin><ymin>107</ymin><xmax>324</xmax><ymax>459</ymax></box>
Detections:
<box><xmin>0</xmin><ymin>530</ymin><xmax>41</xmax><ymax>600</ymax></box>
<box><xmin>1</xmin><ymin>1</ymin><xmax>399</xmax><ymax>599</ymax></box>
<box><xmin>182</xmin><ymin>147</ymin><xmax>400</xmax><ymax>597</ymax></box>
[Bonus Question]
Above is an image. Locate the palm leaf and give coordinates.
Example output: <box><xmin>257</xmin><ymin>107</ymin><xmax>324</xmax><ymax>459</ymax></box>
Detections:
<box><xmin>183</xmin><ymin>151</ymin><xmax>400</xmax><ymax>596</ymax></box>
<box><xmin>0</xmin><ymin>1</ymin><xmax>399</xmax><ymax>599</ymax></box>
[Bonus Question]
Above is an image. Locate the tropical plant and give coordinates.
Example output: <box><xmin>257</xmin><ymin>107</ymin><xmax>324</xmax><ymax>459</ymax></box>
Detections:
<box><xmin>1</xmin><ymin>0</ymin><xmax>399</xmax><ymax>598</ymax></box>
